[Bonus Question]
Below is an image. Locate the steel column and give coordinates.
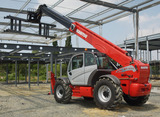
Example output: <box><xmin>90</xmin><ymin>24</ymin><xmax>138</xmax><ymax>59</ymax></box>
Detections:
<box><xmin>25</xmin><ymin>64</ymin><xmax>27</xmax><ymax>83</ymax></box>
<box><xmin>146</xmin><ymin>38</ymin><xmax>149</xmax><ymax>63</ymax></box>
<box><xmin>37</xmin><ymin>60</ymin><xmax>39</xmax><ymax>86</ymax></box>
<box><xmin>28</xmin><ymin>58</ymin><xmax>31</xmax><ymax>89</ymax></box>
<box><xmin>150</xmin><ymin>51</ymin><xmax>152</xmax><ymax>61</ymax></box>
<box><xmin>50</xmin><ymin>53</ymin><xmax>53</xmax><ymax>95</ymax></box>
<box><xmin>50</xmin><ymin>53</ymin><xmax>53</xmax><ymax>73</ymax></box>
<box><xmin>140</xmin><ymin>50</ymin><xmax>142</xmax><ymax>60</ymax></box>
<box><xmin>157</xmin><ymin>50</ymin><xmax>159</xmax><ymax>60</ymax></box>
<box><xmin>15</xmin><ymin>61</ymin><xmax>17</xmax><ymax>86</ymax></box>
<box><xmin>60</xmin><ymin>61</ymin><xmax>62</xmax><ymax>78</ymax></box>
<box><xmin>6</xmin><ymin>63</ymin><xmax>8</xmax><ymax>84</ymax></box>
<box><xmin>46</xmin><ymin>64</ymin><xmax>48</xmax><ymax>83</ymax></box>
<box><xmin>99</xmin><ymin>22</ymin><xmax>103</xmax><ymax>36</ymax></box>
<box><xmin>55</xmin><ymin>58</ymin><xmax>57</xmax><ymax>78</ymax></box>
<box><xmin>124</xmin><ymin>40</ymin><xmax>127</xmax><ymax>51</ymax></box>
<box><xmin>134</xmin><ymin>11</ymin><xmax>139</xmax><ymax>60</ymax></box>
<box><xmin>18</xmin><ymin>64</ymin><xmax>19</xmax><ymax>83</ymax></box>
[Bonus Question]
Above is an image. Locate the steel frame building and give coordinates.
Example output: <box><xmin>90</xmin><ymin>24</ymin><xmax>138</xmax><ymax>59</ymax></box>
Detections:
<box><xmin>0</xmin><ymin>0</ymin><xmax>160</xmax><ymax>88</ymax></box>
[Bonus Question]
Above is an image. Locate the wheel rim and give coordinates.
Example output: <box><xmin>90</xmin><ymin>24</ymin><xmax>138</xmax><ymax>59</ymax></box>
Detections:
<box><xmin>98</xmin><ymin>85</ymin><xmax>111</xmax><ymax>102</ymax></box>
<box><xmin>56</xmin><ymin>85</ymin><xmax>64</xmax><ymax>99</ymax></box>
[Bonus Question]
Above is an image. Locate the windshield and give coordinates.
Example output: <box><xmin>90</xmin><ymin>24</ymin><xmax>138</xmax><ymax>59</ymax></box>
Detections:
<box><xmin>94</xmin><ymin>53</ymin><xmax>120</xmax><ymax>70</ymax></box>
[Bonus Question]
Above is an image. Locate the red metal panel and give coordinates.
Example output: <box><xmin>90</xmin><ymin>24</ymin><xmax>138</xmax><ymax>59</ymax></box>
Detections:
<box><xmin>50</xmin><ymin>72</ymin><xmax>56</xmax><ymax>93</ymax></box>
<box><xmin>129</xmin><ymin>83</ymin><xmax>152</xmax><ymax>97</ymax></box>
<box><xmin>71</xmin><ymin>86</ymin><xmax>93</xmax><ymax>97</ymax></box>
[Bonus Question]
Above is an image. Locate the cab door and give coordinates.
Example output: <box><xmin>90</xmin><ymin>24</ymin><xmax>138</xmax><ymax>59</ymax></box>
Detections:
<box><xmin>67</xmin><ymin>54</ymin><xmax>85</xmax><ymax>85</ymax></box>
<box><xmin>84</xmin><ymin>53</ymin><xmax>97</xmax><ymax>85</ymax></box>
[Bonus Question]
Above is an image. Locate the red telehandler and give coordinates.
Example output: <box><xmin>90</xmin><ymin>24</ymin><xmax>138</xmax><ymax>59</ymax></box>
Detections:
<box><xmin>27</xmin><ymin>4</ymin><xmax>151</xmax><ymax>109</ymax></box>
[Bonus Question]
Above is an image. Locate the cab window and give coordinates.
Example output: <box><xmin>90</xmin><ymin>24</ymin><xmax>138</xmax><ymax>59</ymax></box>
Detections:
<box><xmin>72</xmin><ymin>54</ymin><xmax>83</xmax><ymax>70</ymax></box>
<box><xmin>85</xmin><ymin>53</ymin><xmax>96</xmax><ymax>66</ymax></box>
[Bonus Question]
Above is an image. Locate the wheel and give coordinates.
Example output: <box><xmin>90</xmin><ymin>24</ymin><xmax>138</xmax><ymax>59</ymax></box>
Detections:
<box><xmin>93</xmin><ymin>78</ymin><xmax>122</xmax><ymax>109</ymax></box>
<box><xmin>83</xmin><ymin>97</ymin><xmax>93</xmax><ymax>101</ymax></box>
<box><xmin>54</xmin><ymin>80</ymin><xmax>72</xmax><ymax>104</ymax></box>
<box><xmin>123</xmin><ymin>93</ymin><xmax>150</xmax><ymax>106</ymax></box>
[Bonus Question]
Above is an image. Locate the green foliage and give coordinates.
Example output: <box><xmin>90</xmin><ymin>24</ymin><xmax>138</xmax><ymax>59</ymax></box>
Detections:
<box><xmin>53</xmin><ymin>41</ymin><xmax>58</xmax><ymax>47</ymax></box>
<box><xmin>32</xmin><ymin>50</ymin><xmax>39</xmax><ymax>53</ymax></box>
<box><xmin>0</xmin><ymin>62</ymin><xmax>68</xmax><ymax>82</ymax></box>
<box><xmin>65</xmin><ymin>32</ymin><xmax>72</xmax><ymax>48</ymax></box>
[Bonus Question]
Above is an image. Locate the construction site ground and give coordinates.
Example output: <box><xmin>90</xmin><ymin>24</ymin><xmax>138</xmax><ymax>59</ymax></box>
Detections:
<box><xmin>0</xmin><ymin>80</ymin><xmax>160</xmax><ymax>117</ymax></box>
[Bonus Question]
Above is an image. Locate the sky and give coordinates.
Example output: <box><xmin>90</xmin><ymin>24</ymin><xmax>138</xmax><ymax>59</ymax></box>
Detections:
<box><xmin>0</xmin><ymin>0</ymin><xmax>160</xmax><ymax>59</ymax></box>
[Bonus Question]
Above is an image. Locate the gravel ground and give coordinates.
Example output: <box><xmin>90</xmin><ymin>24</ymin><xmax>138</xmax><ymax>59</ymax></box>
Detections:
<box><xmin>0</xmin><ymin>80</ymin><xmax>160</xmax><ymax>117</ymax></box>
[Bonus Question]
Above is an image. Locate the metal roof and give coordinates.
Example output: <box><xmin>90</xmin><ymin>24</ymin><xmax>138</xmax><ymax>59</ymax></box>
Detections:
<box><xmin>0</xmin><ymin>0</ymin><xmax>160</xmax><ymax>44</ymax></box>
<box><xmin>118</xmin><ymin>33</ymin><xmax>160</xmax><ymax>51</ymax></box>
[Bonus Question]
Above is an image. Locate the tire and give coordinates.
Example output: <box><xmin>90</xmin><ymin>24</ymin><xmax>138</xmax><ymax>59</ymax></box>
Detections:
<box><xmin>93</xmin><ymin>78</ymin><xmax>122</xmax><ymax>109</ymax></box>
<box><xmin>123</xmin><ymin>94</ymin><xmax>150</xmax><ymax>106</ymax></box>
<box><xmin>83</xmin><ymin>97</ymin><xmax>93</xmax><ymax>101</ymax></box>
<box><xmin>54</xmin><ymin>80</ymin><xmax>72</xmax><ymax>104</ymax></box>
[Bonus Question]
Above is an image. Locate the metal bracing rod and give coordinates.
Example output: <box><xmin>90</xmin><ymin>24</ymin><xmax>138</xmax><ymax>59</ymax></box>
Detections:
<box><xmin>85</xmin><ymin>0</ymin><xmax>134</xmax><ymax>20</ymax></box>
<box><xmin>66</xmin><ymin>3</ymin><xmax>91</xmax><ymax>17</ymax></box>
<box><xmin>50</xmin><ymin>0</ymin><xmax>64</xmax><ymax>8</ymax></box>
<box><xmin>138</xmin><ymin>1</ymin><xmax>160</xmax><ymax>12</ymax></box>
<box><xmin>80</xmin><ymin>0</ymin><xmax>137</xmax><ymax>12</ymax></box>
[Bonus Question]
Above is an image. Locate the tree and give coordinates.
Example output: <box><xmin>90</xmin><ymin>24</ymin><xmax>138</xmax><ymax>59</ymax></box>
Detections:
<box><xmin>53</xmin><ymin>41</ymin><xmax>58</xmax><ymax>47</ymax></box>
<box><xmin>65</xmin><ymin>32</ymin><xmax>72</xmax><ymax>48</ymax></box>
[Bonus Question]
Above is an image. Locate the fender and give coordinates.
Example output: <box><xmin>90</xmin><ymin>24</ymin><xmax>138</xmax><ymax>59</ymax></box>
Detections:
<box><xmin>58</xmin><ymin>77</ymin><xmax>70</xmax><ymax>85</ymax></box>
<box><xmin>99</xmin><ymin>75</ymin><xmax>121</xmax><ymax>85</ymax></box>
<box><xmin>87</xmin><ymin>69</ymin><xmax>113</xmax><ymax>86</ymax></box>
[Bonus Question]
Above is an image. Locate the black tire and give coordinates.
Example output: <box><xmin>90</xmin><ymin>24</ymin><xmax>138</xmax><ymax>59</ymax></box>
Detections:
<box><xmin>54</xmin><ymin>80</ymin><xmax>72</xmax><ymax>104</ymax></box>
<box><xmin>123</xmin><ymin>93</ymin><xmax>149</xmax><ymax>106</ymax></box>
<box><xmin>93</xmin><ymin>78</ymin><xmax>122</xmax><ymax>109</ymax></box>
<box><xmin>83</xmin><ymin>97</ymin><xmax>93</xmax><ymax>101</ymax></box>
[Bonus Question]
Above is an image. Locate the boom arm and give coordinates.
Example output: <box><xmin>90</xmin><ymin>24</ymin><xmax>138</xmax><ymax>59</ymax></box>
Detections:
<box><xmin>28</xmin><ymin>4</ymin><xmax>133</xmax><ymax>66</ymax></box>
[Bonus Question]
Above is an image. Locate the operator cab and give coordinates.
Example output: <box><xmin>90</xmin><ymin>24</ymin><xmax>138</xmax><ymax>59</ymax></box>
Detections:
<box><xmin>67</xmin><ymin>52</ymin><xmax>119</xmax><ymax>85</ymax></box>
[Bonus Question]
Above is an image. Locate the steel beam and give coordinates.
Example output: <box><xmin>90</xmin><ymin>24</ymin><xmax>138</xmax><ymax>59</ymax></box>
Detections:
<box><xmin>80</xmin><ymin>0</ymin><xmax>136</xmax><ymax>12</ymax></box>
<box><xmin>0</xmin><ymin>7</ymin><xmax>98</xmax><ymax>24</ymax></box>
